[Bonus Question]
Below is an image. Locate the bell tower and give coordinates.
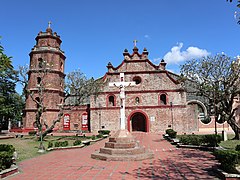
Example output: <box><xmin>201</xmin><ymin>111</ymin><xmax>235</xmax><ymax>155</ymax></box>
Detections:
<box><xmin>24</xmin><ymin>23</ymin><xmax>65</xmax><ymax>131</ymax></box>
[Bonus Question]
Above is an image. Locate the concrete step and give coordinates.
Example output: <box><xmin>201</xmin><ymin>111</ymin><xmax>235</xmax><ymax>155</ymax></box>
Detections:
<box><xmin>91</xmin><ymin>150</ymin><xmax>154</xmax><ymax>161</ymax></box>
<box><xmin>105</xmin><ymin>142</ymin><xmax>136</xmax><ymax>149</ymax></box>
<box><xmin>100</xmin><ymin>147</ymin><xmax>146</xmax><ymax>155</ymax></box>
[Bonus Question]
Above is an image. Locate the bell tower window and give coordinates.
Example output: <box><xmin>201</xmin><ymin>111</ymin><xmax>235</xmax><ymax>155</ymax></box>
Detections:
<box><xmin>37</xmin><ymin>77</ymin><xmax>41</xmax><ymax>85</ymax></box>
<box><xmin>160</xmin><ymin>94</ymin><xmax>167</xmax><ymax>105</ymax></box>
<box><xmin>38</xmin><ymin>58</ymin><xmax>43</xmax><ymax>68</ymax></box>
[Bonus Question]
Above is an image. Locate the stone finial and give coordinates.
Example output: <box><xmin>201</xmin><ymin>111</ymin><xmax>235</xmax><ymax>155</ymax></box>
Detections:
<box><xmin>46</xmin><ymin>21</ymin><xmax>53</xmax><ymax>34</ymax></box>
<box><xmin>142</xmin><ymin>47</ymin><xmax>149</xmax><ymax>55</ymax></box>
<box><xmin>123</xmin><ymin>49</ymin><xmax>130</xmax><ymax>59</ymax></box>
<box><xmin>107</xmin><ymin>62</ymin><xmax>113</xmax><ymax>69</ymax></box>
<box><xmin>159</xmin><ymin>59</ymin><xmax>167</xmax><ymax>70</ymax></box>
<box><xmin>133</xmin><ymin>46</ymin><xmax>139</xmax><ymax>52</ymax></box>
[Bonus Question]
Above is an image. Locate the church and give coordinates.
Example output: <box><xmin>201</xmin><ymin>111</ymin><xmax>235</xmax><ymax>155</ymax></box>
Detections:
<box><xmin>23</xmin><ymin>26</ymin><xmax>234</xmax><ymax>133</ymax></box>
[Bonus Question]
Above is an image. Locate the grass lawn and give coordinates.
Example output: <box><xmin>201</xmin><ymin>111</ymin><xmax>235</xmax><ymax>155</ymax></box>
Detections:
<box><xmin>0</xmin><ymin>135</ymin><xmax>94</xmax><ymax>162</ymax></box>
<box><xmin>219</xmin><ymin>134</ymin><xmax>240</xmax><ymax>150</ymax></box>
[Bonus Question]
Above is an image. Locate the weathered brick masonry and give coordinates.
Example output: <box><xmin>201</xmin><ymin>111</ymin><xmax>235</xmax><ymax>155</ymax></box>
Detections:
<box><xmin>24</xmin><ymin>27</ymin><xmax>236</xmax><ymax>133</ymax></box>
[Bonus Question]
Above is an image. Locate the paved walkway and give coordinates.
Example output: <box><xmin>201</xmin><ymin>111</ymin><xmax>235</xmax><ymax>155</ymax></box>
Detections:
<box><xmin>7</xmin><ymin>133</ymin><xmax>219</xmax><ymax>180</ymax></box>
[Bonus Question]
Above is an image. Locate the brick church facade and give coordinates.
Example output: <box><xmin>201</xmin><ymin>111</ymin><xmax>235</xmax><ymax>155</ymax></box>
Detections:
<box><xmin>23</xmin><ymin>26</ymin><xmax>236</xmax><ymax>133</ymax></box>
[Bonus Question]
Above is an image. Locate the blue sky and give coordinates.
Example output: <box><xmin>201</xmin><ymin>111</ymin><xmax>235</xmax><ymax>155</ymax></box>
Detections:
<box><xmin>1</xmin><ymin>0</ymin><xmax>239</xmax><ymax>92</ymax></box>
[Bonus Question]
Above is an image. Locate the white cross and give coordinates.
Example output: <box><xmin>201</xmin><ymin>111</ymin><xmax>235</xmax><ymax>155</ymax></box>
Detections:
<box><xmin>133</xmin><ymin>40</ymin><xmax>138</xmax><ymax>47</ymax></box>
<box><xmin>48</xmin><ymin>21</ymin><xmax>52</xmax><ymax>28</ymax></box>
<box><xmin>109</xmin><ymin>73</ymin><xmax>136</xmax><ymax>130</ymax></box>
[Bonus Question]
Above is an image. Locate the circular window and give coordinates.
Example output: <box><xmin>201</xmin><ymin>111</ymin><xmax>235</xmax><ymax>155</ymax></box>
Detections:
<box><xmin>133</xmin><ymin>76</ymin><xmax>142</xmax><ymax>85</ymax></box>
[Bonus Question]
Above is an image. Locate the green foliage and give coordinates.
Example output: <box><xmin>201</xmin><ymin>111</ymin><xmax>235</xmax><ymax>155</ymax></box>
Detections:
<box><xmin>0</xmin><ymin>144</ymin><xmax>15</xmax><ymax>171</ymax></box>
<box><xmin>73</xmin><ymin>139</ymin><xmax>82</xmax><ymax>146</ymax></box>
<box><xmin>47</xmin><ymin>141</ymin><xmax>53</xmax><ymax>148</ymax></box>
<box><xmin>54</xmin><ymin>141</ymin><xmax>68</xmax><ymax>147</ymax></box>
<box><xmin>202</xmin><ymin>134</ymin><xmax>221</xmax><ymax>146</ymax></box>
<box><xmin>65</xmin><ymin>69</ymin><xmax>102</xmax><ymax>105</ymax></box>
<box><xmin>91</xmin><ymin>135</ymin><xmax>96</xmax><ymax>140</ymax></box>
<box><xmin>180</xmin><ymin>54</ymin><xmax>240</xmax><ymax>139</ymax></box>
<box><xmin>179</xmin><ymin>134</ymin><xmax>221</xmax><ymax>146</ymax></box>
<box><xmin>165</xmin><ymin>129</ymin><xmax>177</xmax><ymax>138</ymax></box>
<box><xmin>98</xmin><ymin>130</ymin><xmax>110</xmax><ymax>135</ymax></box>
<box><xmin>214</xmin><ymin>150</ymin><xmax>240</xmax><ymax>173</ymax></box>
<box><xmin>0</xmin><ymin>144</ymin><xmax>15</xmax><ymax>154</ymax></box>
<box><xmin>235</xmin><ymin>144</ymin><xmax>240</xmax><ymax>151</ymax></box>
<box><xmin>0</xmin><ymin>151</ymin><xmax>13</xmax><ymax>171</ymax></box>
<box><xmin>28</xmin><ymin>131</ymin><xmax>37</xmax><ymax>136</ymax></box>
<box><xmin>179</xmin><ymin>135</ymin><xmax>202</xmax><ymax>146</ymax></box>
<box><xmin>0</xmin><ymin>40</ymin><xmax>22</xmax><ymax>130</ymax></box>
<box><xmin>96</xmin><ymin>134</ymin><xmax>103</xmax><ymax>139</ymax></box>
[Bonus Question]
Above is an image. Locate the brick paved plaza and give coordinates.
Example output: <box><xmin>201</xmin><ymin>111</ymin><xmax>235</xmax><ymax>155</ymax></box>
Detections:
<box><xmin>8</xmin><ymin>133</ymin><xmax>219</xmax><ymax>180</ymax></box>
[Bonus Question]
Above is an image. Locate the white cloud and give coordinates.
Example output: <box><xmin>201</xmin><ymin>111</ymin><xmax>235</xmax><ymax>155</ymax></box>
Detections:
<box><xmin>162</xmin><ymin>43</ymin><xmax>210</xmax><ymax>64</ymax></box>
<box><xmin>144</xmin><ymin>34</ymin><xmax>150</xmax><ymax>39</ymax></box>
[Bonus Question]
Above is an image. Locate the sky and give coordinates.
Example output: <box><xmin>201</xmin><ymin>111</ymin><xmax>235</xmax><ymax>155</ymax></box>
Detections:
<box><xmin>0</xmin><ymin>0</ymin><xmax>240</xmax><ymax>93</ymax></box>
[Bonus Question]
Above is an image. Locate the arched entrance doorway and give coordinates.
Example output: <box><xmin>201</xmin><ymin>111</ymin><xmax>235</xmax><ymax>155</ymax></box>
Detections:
<box><xmin>131</xmin><ymin>112</ymin><xmax>147</xmax><ymax>132</ymax></box>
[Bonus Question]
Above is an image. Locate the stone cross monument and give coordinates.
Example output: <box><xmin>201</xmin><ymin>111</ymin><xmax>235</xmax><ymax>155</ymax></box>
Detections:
<box><xmin>91</xmin><ymin>72</ymin><xmax>154</xmax><ymax>161</ymax></box>
<box><xmin>109</xmin><ymin>73</ymin><xmax>136</xmax><ymax>130</ymax></box>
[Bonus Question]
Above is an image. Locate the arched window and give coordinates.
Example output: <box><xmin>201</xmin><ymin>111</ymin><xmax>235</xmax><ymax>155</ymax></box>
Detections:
<box><xmin>37</xmin><ymin>77</ymin><xmax>41</xmax><ymax>85</ymax></box>
<box><xmin>38</xmin><ymin>58</ymin><xmax>43</xmax><ymax>68</ymax></box>
<box><xmin>108</xmin><ymin>95</ymin><xmax>115</xmax><ymax>106</ymax></box>
<box><xmin>160</xmin><ymin>94</ymin><xmax>167</xmax><ymax>105</ymax></box>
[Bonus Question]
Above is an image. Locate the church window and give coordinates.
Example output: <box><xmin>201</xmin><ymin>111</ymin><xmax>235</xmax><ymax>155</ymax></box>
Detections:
<box><xmin>160</xmin><ymin>94</ymin><xmax>167</xmax><ymax>105</ymax></box>
<box><xmin>38</xmin><ymin>58</ymin><xmax>43</xmax><ymax>68</ymax></box>
<box><xmin>133</xmin><ymin>76</ymin><xmax>141</xmax><ymax>85</ymax></box>
<box><xmin>108</xmin><ymin>95</ymin><xmax>115</xmax><ymax>106</ymax></box>
<box><xmin>37</xmin><ymin>77</ymin><xmax>41</xmax><ymax>85</ymax></box>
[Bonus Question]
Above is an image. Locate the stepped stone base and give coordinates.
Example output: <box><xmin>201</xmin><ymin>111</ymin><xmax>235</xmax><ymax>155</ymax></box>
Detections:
<box><xmin>91</xmin><ymin>129</ymin><xmax>154</xmax><ymax>161</ymax></box>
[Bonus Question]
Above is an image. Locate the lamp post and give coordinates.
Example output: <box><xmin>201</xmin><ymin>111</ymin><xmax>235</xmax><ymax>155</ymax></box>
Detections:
<box><xmin>170</xmin><ymin>102</ymin><xmax>174</xmax><ymax>130</ymax></box>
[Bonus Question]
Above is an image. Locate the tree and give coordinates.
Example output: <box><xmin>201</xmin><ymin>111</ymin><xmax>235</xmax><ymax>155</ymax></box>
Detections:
<box><xmin>0</xmin><ymin>38</ymin><xmax>21</xmax><ymax>131</ymax></box>
<box><xmin>65</xmin><ymin>69</ymin><xmax>102</xmax><ymax>105</ymax></box>
<box><xmin>180</xmin><ymin>54</ymin><xmax>240</xmax><ymax>139</ymax></box>
<box><xmin>19</xmin><ymin>62</ymin><xmax>64</xmax><ymax>151</ymax></box>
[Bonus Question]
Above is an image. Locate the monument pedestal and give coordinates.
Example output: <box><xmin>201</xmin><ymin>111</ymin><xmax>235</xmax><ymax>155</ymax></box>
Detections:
<box><xmin>91</xmin><ymin>129</ymin><xmax>154</xmax><ymax>161</ymax></box>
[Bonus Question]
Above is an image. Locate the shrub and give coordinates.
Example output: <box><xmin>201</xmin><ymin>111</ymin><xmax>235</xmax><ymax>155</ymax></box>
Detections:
<box><xmin>48</xmin><ymin>141</ymin><xmax>53</xmax><ymax>148</ymax></box>
<box><xmin>179</xmin><ymin>134</ymin><xmax>221</xmax><ymax>147</ymax></box>
<box><xmin>28</xmin><ymin>131</ymin><xmax>37</xmax><ymax>136</ymax></box>
<box><xmin>0</xmin><ymin>152</ymin><xmax>13</xmax><ymax>171</ymax></box>
<box><xmin>91</xmin><ymin>135</ymin><xmax>96</xmax><ymax>140</ymax></box>
<box><xmin>165</xmin><ymin>129</ymin><xmax>177</xmax><ymax>138</ymax></box>
<box><xmin>214</xmin><ymin>150</ymin><xmax>240</xmax><ymax>173</ymax></box>
<box><xmin>179</xmin><ymin>135</ymin><xmax>202</xmax><ymax>146</ymax></box>
<box><xmin>98</xmin><ymin>130</ymin><xmax>110</xmax><ymax>135</ymax></box>
<box><xmin>54</xmin><ymin>141</ymin><xmax>69</xmax><ymax>147</ymax></box>
<box><xmin>73</xmin><ymin>139</ymin><xmax>82</xmax><ymax>146</ymax></box>
<box><xmin>96</xmin><ymin>134</ymin><xmax>103</xmax><ymax>139</ymax></box>
<box><xmin>202</xmin><ymin>134</ymin><xmax>221</xmax><ymax>147</ymax></box>
<box><xmin>235</xmin><ymin>145</ymin><xmax>240</xmax><ymax>151</ymax></box>
<box><xmin>0</xmin><ymin>144</ymin><xmax>15</xmax><ymax>154</ymax></box>
<box><xmin>0</xmin><ymin>144</ymin><xmax>15</xmax><ymax>171</ymax></box>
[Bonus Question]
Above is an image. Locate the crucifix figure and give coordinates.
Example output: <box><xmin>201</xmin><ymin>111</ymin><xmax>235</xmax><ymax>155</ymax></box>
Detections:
<box><xmin>48</xmin><ymin>21</ymin><xmax>52</xmax><ymax>28</ymax></box>
<box><xmin>133</xmin><ymin>40</ymin><xmax>138</xmax><ymax>47</ymax></box>
<box><xmin>109</xmin><ymin>73</ymin><xmax>136</xmax><ymax>130</ymax></box>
